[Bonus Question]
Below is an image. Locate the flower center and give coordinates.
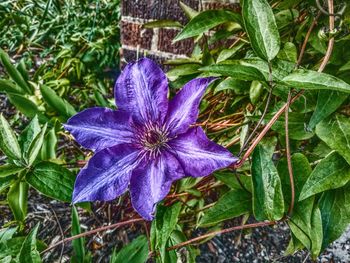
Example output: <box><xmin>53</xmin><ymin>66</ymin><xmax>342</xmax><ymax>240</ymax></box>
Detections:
<box><xmin>143</xmin><ymin>129</ymin><xmax>168</xmax><ymax>151</ymax></box>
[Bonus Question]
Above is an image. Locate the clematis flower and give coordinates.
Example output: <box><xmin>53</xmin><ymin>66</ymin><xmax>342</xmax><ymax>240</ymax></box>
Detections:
<box><xmin>64</xmin><ymin>58</ymin><xmax>238</xmax><ymax>220</ymax></box>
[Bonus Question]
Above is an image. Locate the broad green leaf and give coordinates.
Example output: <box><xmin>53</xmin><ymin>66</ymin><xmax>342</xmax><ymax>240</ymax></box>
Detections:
<box><xmin>7</xmin><ymin>181</ymin><xmax>28</xmax><ymax>222</ymax></box>
<box><xmin>18</xmin><ymin>224</ymin><xmax>42</xmax><ymax>263</ymax></box>
<box><xmin>252</xmin><ymin>137</ymin><xmax>284</xmax><ymax>221</ymax></box>
<box><xmin>26</xmin><ymin>161</ymin><xmax>74</xmax><ymax>202</ymax></box>
<box><xmin>199</xmin><ymin>63</ymin><xmax>266</xmax><ymax>81</ymax></box>
<box><xmin>214</xmin><ymin>78</ymin><xmax>250</xmax><ymax>94</ymax></box>
<box><xmin>316</xmin><ymin>114</ymin><xmax>350</xmax><ymax>165</ymax></box>
<box><xmin>144</xmin><ymin>20</ymin><xmax>182</xmax><ymax>28</ymax></box>
<box><xmin>277</xmin><ymin>153</ymin><xmax>312</xmax><ymax>206</ymax></box>
<box><xmin>0</xmin><ymin>176</ymin><xmax>15</xmax><ymax>194</ymax></box>
<box><xmin>319</xmin><ymin>183</ymin><xmax>350</xmax><ymax>249</ymax></box>
<box><xmin>71</xmin><ymin>205</ymin><xmax>85</xmax><ymax>263</ymax></box>
<box><xmin>249</xmin><ymin>80</ymin><xmax>263</xmax><ymax>105</ymax></box>
<box><xmin>19</xmin><ymin>116</ymin><xmax>41</xmax><ymax>156</ymax></box>
<box><xmin>310</xmin><ymin>207</ymin><xmax>323</xmax><ymax>258</ymax></box>
<box><xmin>110</xmin><ymin>235</ymin><xmax>148</xmax><ymax>263</ymax></box>
<box><xmin>275</xmin><ymin>9</ymin><xmax>299</xmax><ymax>29</ymax></box>
<box><xmin>166</xmin><ymin>64</ymin><xmax>201</xmax><ymax>81</ymax></box>
<box><xmin>277</xmin><ymin>42</ymin><xmax>297</xmax><ymax>63</ymax></box>
<box><xmin>0</xmin><ymin>79</ymin><xmax>24</xmax><ymax>94</ymax></box>
<box><xmin>217</xmin><ymin>43</ymin><xmax>245</xmax><ymax>63</ymax></box>
<box><xmin>242</xmin><ymin>0</ymin><xmax>280</xmax><ymax>61</ymax></box>
<box><xmin>151</xmin><ymin>202</ymin><xmax>181</xmax><ymax>262</ymax></box>
<box><xmin>0</xmin><ymin>114</ymin><xmax>21</xmax><ymax>160</ymax></box>
<box><xmin>24</xmin><ymin>124</ymin><xmax>47</xmax><ymax>165</ymax></box>
<box><xmin>7</xmin><ymin>93</ymin><xmax>47</xmax><ymax>122</ymax></box>
<box><xmin>0</xmin><ymin>49</ymin><xmax>32</xmax><ymax>94</ymax></box>
<box><xmin>167</xmin><ymin>230</ymin><xmax>196</xmax><ymax>263</ymax></box>
<box><xmin>198</xmin><ymin>189</ymin><xmax>251</xmax><ymax>227</ymax></box>
<box><xmin>0</xmin><ymin>228</ymin><xmax>17</xmax><ymax>243</ymax></box>
<box><xmin>40</xmin><ymin>127</ymin><xmax>57</xmax><ymax>160</ymax></box>
<box><xmin>308</xmin><ymin>91</ymin><xmax>348</xmax><ymax>130</ymax></box>
<box><xmin>174</xmin><ymin>10</ymin><xmax>242</xmax><ymax>42</ymax></box>
<box><xmin>282</xmin><ymin>69</ymin><xmax>350</xmax><ymax>93</ymax></box>
<box><xmin>214</xmin><ymin>171</ymin><xmax>252</xmax><ymax>191</ymax></box>
<box><xmin>0</xmin><ymin>165</ymin><xmax>25</xmax><ymax>178</ymax></box>
<box><xmin>40</xmin><ymin>85</ymin><xmax>76</xmax><ymax>119</ymax></box>
<box><xmin>299</xmin><ymin>152</ymin><xmax>350</xmax><ymax>201</ymax></box>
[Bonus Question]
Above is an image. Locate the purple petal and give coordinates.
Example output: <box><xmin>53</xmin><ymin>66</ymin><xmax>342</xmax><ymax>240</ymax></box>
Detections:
<box><xmin>130</xmin><ymin>151</ymin><xmax>184</xmax><ymax>220</ymax></box>
<box><xmin>64</xmin><ymin>107</ymin><xmax>134</xmax><ymax>152</ymax></box>
<box><xmin>73</xmin><ymin>144</ymin><xmax>140</xmax><ymax>203</ymax></box>
<box><xmin>169</xmin><ymin>127</ymin><xmax>238</xmax><ymax>177</ymax></box>
<box><xmin>115</xmin><ymin>58</ymin><xmax>168</xmax><ymax>124</ymax></box>
<box><xmin>166</xmin><ymin>78</ymin><xmax>216</xmax><ymax>136</ymax></box>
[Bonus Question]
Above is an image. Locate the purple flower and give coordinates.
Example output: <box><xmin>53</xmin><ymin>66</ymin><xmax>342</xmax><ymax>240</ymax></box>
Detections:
<box><xmin>64</xmin><ymin>58</ymin><xmax>238</xmax><ymax>220</ymax></box>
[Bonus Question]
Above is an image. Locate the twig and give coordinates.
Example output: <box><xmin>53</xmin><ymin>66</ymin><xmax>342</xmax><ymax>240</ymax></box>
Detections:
<box><xmin>166</xmin><ymin>221</ymin><xmax>276</xmax><ymax>251</ymax></box>
<box><xmin>41</xmin><ymin>218</ymin><xmax>144</xmax><ymax>254</ymax></box>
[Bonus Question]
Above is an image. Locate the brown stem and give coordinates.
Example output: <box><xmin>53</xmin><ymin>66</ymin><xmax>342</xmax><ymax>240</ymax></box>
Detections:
<box><xmin>166</xmin><ymin>221</ymin><xmax>276</xmax><ymax>251</ymax></box>
<box><xmin>41</xmin><ymin>218</ymin><xmax>144</xmax><ymax>254</ymax></box>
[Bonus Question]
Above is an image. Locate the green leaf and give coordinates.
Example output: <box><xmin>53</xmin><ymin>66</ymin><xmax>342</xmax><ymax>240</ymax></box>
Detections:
<box><xmin>0</xmin><ymin>165</ymin><xmax>25</xmax><ymax>178</ymax></box>
<box><xmin>199</xmin><ymin>63</ymin><xmax>266</xmax><ymax>81</ymax></box>
<box><xmin>26</xmin><ymin>161</ymin><xmax>74</xmax><ymax>202</ymax></box>
<box><xmin>319</xmin><ymin>183</ymin><xmax>350</xmax><ymax>249</ymax></box>
<box><xmin>110</xmin><ymin>235</ymin><xmax>148</xmax><ymax>263</ymax></box>
<box><xmin>310</xmin><ymin>206</ymin><xmax>323</xmax><ymax>259</ymax></box>
<box><xmin>0</xmin><ymin>79</ymin><xmax>25</xmax><ymax>94</ymax></box>
<box><xmin>242</xmin><ymin>0</ymin><xmax>280</xmax><ymax>61</ymax></box>
<box><xmin>179</xmin><ymin>1</ymin><xmax>198</xmax><ymax>19</ymax></box>
<box><xmin>316</xmin><ymin>114</ymin><xmax>350</xmax><ymax>165</ymax></box>
<box><xmin>18</xmin><ymin>224</ymin><xmax>42</xmax><ymax>263</ymax></box>
<box><xmin>277</xmin><ymin>42</ymin><xmax>297</xmax><ymax>63</ymax></box>
<box><xmin>0</xmin><ymin>49</ymin><xmax>32</xmax><ymax>94</ymax></box>
<box><xmin>299</xmin><ymin>152</ymin><xmax>350</xmax><ymax>201</ymax></box>
<box><xmin>308</xmin><ymin>91</ymin><xmax>348</xmax><ymax>130</ymax></box>
<box><xmin>7</xmin><ymin>93</ymin><xmax>47</xmax><ymax>122</ymax></box>
<box><xmin>40</xmin><ymin>85</ymin><xmax>76</xmax><ymax>119</ymax></box>
<box><xmin>168</xmin><ymin>230</ymin><xmax>196</xmax><ymax>263</ymax></box>
<box><xmin>0</xmin><ymin>114</ymin><xmax>21</xmax><ymax>160</ymax></box>
<box><xmin>198</xmin><ymin>189</ymin><xmax>251</xmax><ymax>227</ymax></box>
<box><xmin>0</xmin><ymin>228</ymin><xmax>17</xmax><ymax>243</ymax></box>
<box><xmin>214</xmin><ymin>78</ymin><xmax>250</xmax><ymax>94</ymax></box>
<box><xmin>143</xmin><ymin>20</ymin><xmax>182</xmax><ymax>29</ymax></box>
<box><xmin>40</xmin><ymin>127</ymin><xmax>57</xmax><ymax>160</ymax></box>
<box><xmin>0</xmin><ymin>176</ymin><xmax>15</xmax><ymax>194</ymax></box>
<box><xmin>275</xmin><ymin>9</ymin><xmax>299</xmax><ymax>29</ymax></box>
<box><xmin>174</xmin><ymin>10</ymin><xmax>242</xmax><ymax>42</ymax></box>
<box><xmin>252</xmin><ymin>137</ymin><xmax>284</xmax><ymax>221</ymax></box>
<box><xmin>20</xmin><ymin>116</ymin><xmax>41</xmax><ymax>156</ymax></box>
<box><xmin>151</xmin><ymin>203</ymin><xmax>182</xmax><ymax>262</ymax></box>
<box><xmin>24</xmin><ymin>124</ymin><xmax>47</xmax><ymax>165</ymax></box>
<box><xmin>7</xmin><ymin>180</ymin><xmax>29</xmax><ymax>222</ymax></box>
<box><xmin>282</xmin><ymin>69</ymin><xmax>350</xmax><ymax>93</ymax></box>
<box><xmin>217</xmin><ymin>43</ymin><xmax>245</xmax><ymax>63</ymax></box>
<box><xmin>214</xmin><ymin>171</ymin><xmax>252</xmax><ymax>191</ymax></box>
<box><xmin>249</xmin><ymin>80</ymin><xmax>264</xmax><ymax>105</ymax></box>
<box><xmin>71</xmin><ymin>205</ymin><xmax>86</xmax><ymax>263</ymax></box>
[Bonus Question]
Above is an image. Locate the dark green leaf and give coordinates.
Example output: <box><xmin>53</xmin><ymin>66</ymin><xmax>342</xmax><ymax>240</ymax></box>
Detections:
<box><xmin>282</xmin><ymin>69</ymin><xmax>350</xmax><ymax>93</ymax></box>
<box><xmin>277</xmin><ymin>42</ymin><xmax>297</xmax><ymax>63</ymax></box>
<box><xmin>26</xmin><ymin>161</ymin><xmax>74</xmax><ymax>202</ymax></box>
<box><xmin>0</xmin><ymin>114</ymin><xmax>21</xmax><ymax>160</ymax></box>
<box><xmin>199</xmin><ymin>63</ymin><xmax>266</xmax><ymax>81</ymax></box>
<box><xmin>18</xmin><ymin>224</ymin><xmax>42</xmax><ymax>263</ymax></box>
<box><xmin>20</xmin><ymin>116</ymin><xmax>41</xmax><ymax>156</ymax></box>
<box><xmin>0</xmin><ymin>79</ymin><xmax>25</xmax><ymax>94</ymax></box>
<box><xmin>214</xmin><ymin>78</ymin><xmax>250</xmax><ymax>94</ymax></box>
<box><xmin>199</xmin><ymin>189</ymin><xmax>251</xmax><ymax>227</ymax></box>
<box><xmin>299</xmin><ymin>152</ymin><xmax>350</xmax><ymax>201</ymax></box>
<box><xmin>40</xmin><ymin>128</ymin><xmax>57</xmax><ymax>160</ymax></box>
<box><xmin>40</xmin><ymin>85</ymin><xmax>76</xmax><ymax>119</ymax></box>
<box><xmin>316</xmin><ymin>114</ymin><xmax>350</xmax><ymax>165</ymax></box>
<box><xmin>252</xmin><ymin>137</ymin><xmax>284</xmax><ymax>220</ymax></box>
<box><xmin>110</xmin><ymin>235</ymin><xmax>148</xmax><ymax>263</ymax></box>
<box><xmin>242</xmin><ymin>0</ymin><xmax>280</xmax><ymax>61</ymax></box>
<box><xmin>310</xmin><ymin>206</ymin><xmax>323</xmax><ymax>258</ymax></box>
<box><xmin>7</xmin><ymin>181</ymin><xmax>28</xmax><ymax>222</ymax></box>
<box><xmin>275</xmin><ymin>9</ymin><xmax>299</xmax><ymax>29</ymax></box>
<box><xmin>71</xmin><ymin>205</ymin><xmax>85</xmax><ymax>263</ymax></box>
<box><xmin>308</xmin><ymin>91</ymin><xmax>348</xmax><ymax>130</ymax></box>
<box><xmin>0</xmin><ymin>176</ymin><xmax>15</xmax><ymax>194</ymax></box>
<box><xmin>25</xmin><ymin>124</ymin><xmax>47</xmax><ymax>165</ymax></box>
<box><xmin>0</xmin><ymin>49</ymin><xmax>32</xmax><ymax>94</ymax></box>
<box><xmin>174</xmin><ymin>10</ymin><xmax>242</xmax><ymax>42</ymax></box>
<box><xmin>214</xmin><ymin>171</ymin><xmax>252</xmax><ymax>191</ymax></box>
<box><xmin>319</xmin><ymin>183</ymin><xmax>350</xmax><ymax>249</ymax></box>
<box><xmin>0</xmin><ymin>164</ymin><xmax>25</xmax><ymax>178</ymax></box>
